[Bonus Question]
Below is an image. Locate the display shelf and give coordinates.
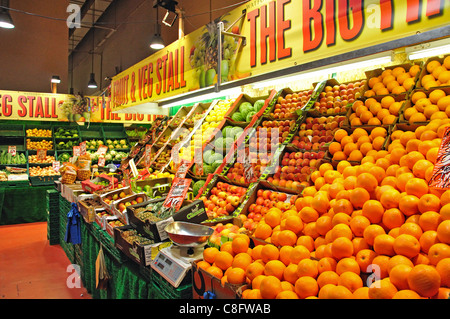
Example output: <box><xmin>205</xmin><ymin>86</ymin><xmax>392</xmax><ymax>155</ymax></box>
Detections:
<box><xmin>0</xmin><ymin>124</ymin><xmax>25</xmax><ymax>137</ymax></box>
<box><xmin>79</xmin><ymin>124</ymin><xmax>103</xmax><ymax>139</ymax></box>
<box><xmin>417</xmin><ymin>54</ymin><xmax>450</xmax><ymax>91</ymax></box>
<box><xmin>102</xmin><ymin>125</ymin><xmax>128</xmax><ymax>139</ymax></box>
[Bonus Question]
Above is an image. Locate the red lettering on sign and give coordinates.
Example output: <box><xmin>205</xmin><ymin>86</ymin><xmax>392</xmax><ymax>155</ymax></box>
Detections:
<box><xmin>147</xmin><ymin>62</ymin><xmax>153</xmax><ymax>98</ymax></box>
<box><xmin>180</xmin><ymin>46</ymin><xmax>186</xmax><ymax>88</ymax></box>
<box><xmin>1</xmin><ymin>94</ymin><xmax>12</xmax><ymax>117</ymax></box>
<box><xmin>302</xmin><ymin>0</ymin><xmax>323</xmax><ymax>52</ymax></box>
<box><xmin>338</xmin><ymin>0</ymin><xmax>363</xmax><ymax>41</ymax></box>
<box><xmin>277</xmin><ymin>0</ymin><xmax>292</xmax><ymax>59</ymax></box>
<box><xmin>156</xmin><ymin>58</ymin><xmax>162</xmax><ymax>95</ymax></box>
<box><xmin>18</xmin><ymin>96</ymin><xmax>27</xmax><ymax>117</ymax></box>
<box><xmin>260</xmin><ymin>1</ymin><xmax>276</xmax><ymax>65</ymax></box>
<box><xmin>130</xmin><ymin>72</ymin><xmax>136</xmax><ymax>103</ymax></box>
<box><xmin>247</xmin><ymin>8</ymin><xmax>259</xmax><ymax>68</ymax></box>
<box><xmin>380</xmin><ymin>0</ymin><xmax>393</xmax><ymax>30</ymax></box>
<box><xmin>426</xmin><ymin>0</ymin><xmax>444</xmax><ymax>17</ymax></box>
<box><xmin>167</xmin><ymin>51</ymin><xmax>174</xmax><ymax>92</ymax></box>
<box><xmin>325</xmin><ymin>0</ymin><xmax>336</xmax><ymax>46</ymax></box>
<box><xmin>406</xmin><ymin>0</ymin><xmax>421</xmax><ymax>23</ymax></box>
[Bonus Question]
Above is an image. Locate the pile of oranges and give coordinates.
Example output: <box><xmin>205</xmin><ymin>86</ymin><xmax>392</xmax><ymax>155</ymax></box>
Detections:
<box><xmin>200</xmin><ymin>117</ymin><xmax>450</xmax><ymax>299</ymax></box>
<box><xmin>348</xmin><ymin>96</ymin><xmax>405</xmax><ymax>127</ymax></box>
<box><xmin>419</xmin><ymin>57</ymin><xmax>450</xmax><ymax>90</ymax></box>
<box><xmin>328</xmin><ymin>127</ymin><xmax>388</xmax><ymax>163</ymax></box>
<box><xmin>403</xmin><ymin>89</ymin><xmax>450</xmax><ymax>124</ymax></box>
<box><xmin>364</xmin><ymin>65</ymin><xmax>421</xmax><ymax>97</ymax></box>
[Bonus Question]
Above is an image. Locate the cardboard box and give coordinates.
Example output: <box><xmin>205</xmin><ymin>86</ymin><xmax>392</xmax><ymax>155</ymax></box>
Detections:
<box><xmin>417</xmin><ymin>55</ymin><xmax>449</xmax><ymax>90</ymax></box>
<box><xmin>192</xmin><ymin>259</ymin><xmax>249</xmax><ymax>299</ymax></box>
<box><xmin>226</xmin><ymin>93</ymin><xmax>271</xmax><ymax>123</ymax></box>
<box><xmin>111</xmin><ymin>193</ymin><xmax>149</xmax><ymax>224</ymax></box>
<box><xmin>133</xmin><ymin>177</ymin><xmax>172</xmax><ymax>198</ymax></box>
<box><xmin>113</xmin><ymin>225</ymin><xmax>164</xmax><ymax>266</ymax></box>
<box><xmin>127</xmin><ymin>199</ymin><xmax>208</xmax><ymax>242</ymax></box>
<box><xmin>99</xmin><ymin>186</ymin><xmax>134</xmax><ymax>211</ymax></box>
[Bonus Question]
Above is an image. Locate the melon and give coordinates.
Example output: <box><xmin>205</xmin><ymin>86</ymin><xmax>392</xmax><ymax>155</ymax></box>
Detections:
<box><xmin>254</xmin><ymin>99</ymin><xmax>265</xmax><ymax>112</ymax></box>
<box><xmin>246</xmin><ymin>111</ymin><xmax>257</xmax><ymax>122</ymax></box>
<box><xmin>193</xmin><ymin>180</ymin><xmax>206</xmax><ymax>196</ymax></box>
<box><xmin>231</xmin><ymin>112</ymin><xmax>245</xmax><ymax>122</ymax></box>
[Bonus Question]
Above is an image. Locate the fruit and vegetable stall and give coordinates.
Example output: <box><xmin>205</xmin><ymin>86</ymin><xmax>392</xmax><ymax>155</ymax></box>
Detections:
<box><xmin>40</xmin><ymin>54</ymin><xmax>450</xmax><ymax>299</ymax></box>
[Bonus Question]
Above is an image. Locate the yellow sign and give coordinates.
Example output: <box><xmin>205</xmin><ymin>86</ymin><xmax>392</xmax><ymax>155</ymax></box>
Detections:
<box><xmin>0</xmin><ymin>90</ymin><xmax>155</xmax><ymax>123</ymax></box>
<box><xmin>111</xmin><ymin>0</ymin><xmax>450</xmax><ymax>112</ymax></box>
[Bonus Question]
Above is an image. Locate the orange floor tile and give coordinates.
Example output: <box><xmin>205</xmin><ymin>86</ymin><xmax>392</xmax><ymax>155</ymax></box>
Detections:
<box><xmin>0</xmin><ymin>222</ymin><xmax>91</xmax><ymax>299</ymax></box>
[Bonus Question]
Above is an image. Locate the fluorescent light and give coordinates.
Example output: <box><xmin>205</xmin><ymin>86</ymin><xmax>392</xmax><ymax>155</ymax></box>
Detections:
<box><xmin>110</xmin><ymin>102</ymin><xmax>169</xmax><ymax>115</ymax></box>
<box><xmin>406</xmin><ymin>38</ymin><xmax>450</xmax><ymax>60</ymax></box>
<box><xmin>159</xmin><ymin>87</ymin><xmax>241</xmax><ymax>108</ymax></box>
<box><xmin>252</xmin><ymin>53</ymin><xmax>393</xmax><ymax>89</ymax></box>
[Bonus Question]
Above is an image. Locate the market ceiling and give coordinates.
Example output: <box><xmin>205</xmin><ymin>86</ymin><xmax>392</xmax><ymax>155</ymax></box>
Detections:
<box><xmin>68</xmin><ymin>0</ymin><xmax>115</xmax><ymax>56</ymax></box>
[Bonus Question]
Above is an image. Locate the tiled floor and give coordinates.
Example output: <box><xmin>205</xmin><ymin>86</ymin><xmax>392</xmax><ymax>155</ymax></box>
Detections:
<box><xmin>0</xmin><ymin>222</ymin><xmax>91</xmax><ymax>299</ymax></box>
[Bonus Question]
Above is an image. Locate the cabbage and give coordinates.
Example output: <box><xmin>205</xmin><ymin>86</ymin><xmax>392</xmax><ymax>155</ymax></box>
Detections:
<box><xmin>254</xmin><ymin>99</ymin><xmax>265</xmax><ymax>111</ymax></box>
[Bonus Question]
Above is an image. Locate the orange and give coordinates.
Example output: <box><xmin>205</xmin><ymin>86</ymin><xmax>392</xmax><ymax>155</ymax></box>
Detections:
<box><xmin>289</xmin><ymin>245</ymin><xmax>310</xmax><ymax>264</ymax></box>
<box><xmin>412</xmin><ymin>159</ymin><xmax>433</xmax><ymax>179</ymax></box>
<box><xmin>437</xmin><ymin>96</ymin><xmax>450</xmax><ymax>111</ymax></box>
<box><xmin>232</xmin><ymin>235</ymin><xmax>250</xmax><ymax>255</ymax></box>
<box><xmin>436</xmin><ymin>258</ymin><xmax>450</xmax><ymax>287</ymax></box>
<box><xmin>371</xmin><ymin>255</ymin><xmax>391</xmax><ymax>279</ymax></box>
<box><xmin>409</xmin><ymin>112</ymin><xmax>427</xmax><ymax>124</ymax></box>
<box><xmin>373</xmin><ymin>234</ymin><xmax>396</xmax><ymax>256</ymax></box>
<box><xmin>232</xmin><ymin>252</ymin><xmax>252</xmax><ymax>271</ymax></box>
<box><xmin>398</xmin><ymin>195</ymin><xmax>420</xmax><ymax>216</ymax></box>
<box><xmin>260</xmin><ymin>275</ymin><xmax>283</xmax><ymax>299</ymax></box>
<box><xmin>356</xmin><ymin>172</ymin><xmax>378</xmax><ymax>193</ymax></box>
<box><xmin>316</xmin><ymin>215</ymin><xmax>333</xmax><ymax>236</ymax></box>
<box><xmin>407</xmin><ymin>264</ymin><xmax>441</xmax><ymax>297</ymax></box>
<box><xmin>356</xmin><ymin>249</ymin><xmax>378</xmax><ymax>272</ymax></box>
<box><xmin>419</xmin><ymin>230</ymin><xmax>439</xmax><ymax>254</ymax></box>
<box><xmin>349</xmin><ymin>187</ymin><xmax>371</xmax><ymax>210</ymax></box>
<box><xmin>227</xmin><ymin>267</ymin><xmax>246</xmax><ymax>285</ymax></box>
<box><xmin>299</xmin><ymin>206</ymin><xmax>319</xmax><ymax>224</ymax></box>
<box><xmin>276</xmin><ymin>290</ymin><xmax>299</xmax><ymax>299</ymax></box>
<box><xmin>206</xmin><ymin>265</ymin><xmax>223</xmax><ymax>279</ymax></box>
<box><xmin>261</xmin><ymin>244</ymin><xmax>279</xmax><ymax>263</ymax></box>
<box><xmin>387</xmin><ymin>255</ymin><xmax>414</xmax><ymax>274</ymax></box>
<box><xmin>406</xmin><ymin>138</ymin><xmax>421</xmax><ymax>153</ymax></box>
<box><xmin>251</xmin><ymin>245</ymin><xmax>263</xmax><ymax>261</ymax></box>
<box><xmin>283</xmin><ymin>263</ymin><xmax>300</xmax><ymax>285</ymax></box>
<box><xmin>353</xmin><ymin>287</ymin><xmax>370</xmax><ymax>299</ymax></box>
<box><xmin>251</xmin><ymin>275</ymin><xmax>266</xmax><ymax>289</ymax></box>
<box><xmin>403</xmin><ymin>78</ymin><xmax>416</xmax><ymax>91</ymax></box>
<box><xmin>379</xmin><ymin>188</ymin><xmax>401</xmax><ymax>209</ymax></box>
<box><xmin>331</xmin><ymin>237</ymin><xmax>354</xmax><ymax>260</ymax></box>
<box><xmin>334</xmin><ymin>129</ymin><xmax>348</xmax><ymax>142</ymax></box>
<box><xmin>399</xmin><ymin>222</ymin><xmax>423</xmax><ymax>240</ymax></box>
<box><xmin>389</xmin><ymin>264</ymin><xmax>413</xmax><ymax>291</ymax></box>
<box><xmin>428</xmin><ymin>243</ymin><xmax>450</xmax><ymax>265</ymax></box>
<box><xmin>197</xmin><ymin>260</ymin><xmax>211</xmax><ymax>271</ymax></box>
<box><xmin>294</xmin><ymin>276</ymin><xmax>319</xmax><ymax>299</ymax></box>
<box><xmin>215</xmin><ymin>251</ymin><xmax>234</xmax><ymax>271</ymax></box>
<box><xmin>350</xmin><ymin>215</ymin><xmax>371</xmax><ymax>237</ymax></box>
<box><xmin>418</xmin><ymin>193</ymin><xmax>441</xmax><ymax>214</ymax></box>
<box><xmin>264</xmin><ymin>210</ymin><xmax>282</xmax><ymax>228</ymax></box>
<box><xmin>317</xmin><ymin>270</ymin><xmax>339</xmax><ymax>288</ymax></box>
<box><xmin>329</xmin><ymin>142</ymin><xmax>342</xmax><ymax>155</ymax></box>
<box><xmin>253</xmin><ymin>222</ymin><xmax>272</xmax><ymax>240</ymax></box>
<box><xmin>318</xmin><ymin>257</ymin><xmax>337</xmax><ymax>274</ymax></box>
<box><xmin>246</xmin><ymin>261</ymin><xmax>265</xmax><ymax>282</ymax></box>
<box><xmin>203</xmin><ymin>247</ymin><xmax>220</xmax><ymax>264</ymax></box>
<box><xmin>419</xmin><ymin>211</ymin><xmax>442</xmax><ymax>231</ymax></box>
<box><xmin>325</xmin><ymin>285</ymin><xmax>353</xmax><ymax>299</ymax></box>
<box><xmin>279</xmin><ymin>245</ymin><xmax>294</xmax><ymax>266</ymax></box>
<box><xmin>311</xmin><ymin>192</ymin><xmax>330</xmax><ymax>214</ymax></box>
<box><xmin>348</xmin><ymin>150</ymin><xmax>364</xmax><ymax>162</ymax></box>
<box><xmin>330</xmin><ymin>223</ymin><xmax>353</xmax><ymax>241</ymax></box>
<box><xmin>440</xmin><ymin>203</ymin><xmax>450</xmax><ymax>221</ymax></box>
<box><xmin>338</xmin><ymin>271</ymin><xmax>363</xmax><ymax>293</ymax></box>
<box><xmin>277</xmin><ymin>229</ymin><xmax>298</xmax><ymax>247</ymax></box>
<box><xmin>392</xmin><ymin>290</ymin><xmax>422</xmax><ymax>299</ymax></box>
<box><xmin>437</xmin><ymin>220</ymin><xmax>450</xmax><ymax>244</ymax></box>
<box><xmin>363</xmin><ymin>224</ymin><xmax>386</xmax><ymax>247</ymax></box>
<box><xmin>362</xmin><ymin>200</ymin><xmax>385</xmax><ymax>224</ymax></box>
<box><xmin>372</xmin><ymin>136</ymin><xmax>386</xmax><ymax>151</ymax></box>
<box><xmin>404</xmin><ymin>178</ymin><xmax>428</xmax><ymax>198</ymax></box>
<box><xmin>393</xmin><ymin>234</ymin><xmax>420</xmax><ymax>258</ymax></box>
<box><xmin>429</xmin><ymin>89</ymin><xmax>446</xmax><ymax>104</ymax></box>
<box><xmin>411</xmin><ymin>91</ymin><xmax>427</xmax><ymax>104</ymax></box>
<box><xmin>382</xmin><ymin>208</ymin><xmax>406</xmax><ymax>230</ymax></box>
<box><xmin>284</xmin><ymin>214</ymin><xmax>304</xmax><ymax>235</ymax></box>
<box><xmin>264</xmin><ymin>260</ymin><xmax>286</xmax><ymax>280</ymax></box>
<box><xmin>336</xmin><ymin>257</ymin><xmax>360</xmax><ymax>275</ymax></box>
<box><xmin>296</xmin><ymin>258</ymin><xmax>319</xmax><ymax>278</ymax></box>
<box><xmin>368</xmin><ymin>278</ymin><xmax>398</xmax><ymax>299</ymax></box>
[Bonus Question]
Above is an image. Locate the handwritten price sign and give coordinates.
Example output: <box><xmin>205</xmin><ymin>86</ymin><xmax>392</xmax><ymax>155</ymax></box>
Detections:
<box><xmin>429</xmin><ymin>126</ymin><xmax>450</xmax><ymax>189</ymax></box>
<box><xmin>163</xmin><ymin>177</ymin><xmax>192</xmax><ymax>211</ymax></box>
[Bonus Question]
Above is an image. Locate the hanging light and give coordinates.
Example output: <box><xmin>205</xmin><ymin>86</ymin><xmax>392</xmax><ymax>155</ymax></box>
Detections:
<box><xmin>51</xmin><ymin>75</ymin><xmax>61</xmax><ymax>84</ymax></box>
<box><xmin>0</xmin><ymin>0</ymin><xmax>14</xmax><ymax>29</ymax></box>
<box><xmin>88</xmin><ymin>73</ymin><xmax>98</xmax><ymax>89</ymax></box>
<box><xmin>150</xmin><ymin>5</ymin><xmax>165</xmax><ymax>50</ymax></box>
<box><xmin>87</xmin><ymin>2</ymin><xmax>98</xmax><ymax>89</ymax></box>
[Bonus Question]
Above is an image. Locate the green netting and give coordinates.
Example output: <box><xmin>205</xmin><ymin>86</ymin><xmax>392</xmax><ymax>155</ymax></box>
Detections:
<box><xmin>0</xmin><ymin>185</ymin><xmax>53</xmax><ymax>225</ymax></box>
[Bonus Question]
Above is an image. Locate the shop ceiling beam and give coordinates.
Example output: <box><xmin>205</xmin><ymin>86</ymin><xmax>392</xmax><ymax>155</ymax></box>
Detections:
<box><xmin>69</xmin><ymin>0</ymin><xmax>96</xmax><ymax>38</ymax></box>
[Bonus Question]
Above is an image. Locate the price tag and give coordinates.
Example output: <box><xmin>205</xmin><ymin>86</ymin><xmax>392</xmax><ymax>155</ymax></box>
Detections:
<box><xmin>52</xmin><ymin>161</ymin><xmax>60</xmax><ymax>172</ymax></box>
<box><xmin>37</xmin><ymin>149</ymin><xmax>47</xmax><ymax>162</ymax></box>
<box><xmin>97</xmin><ymin>145</ymin><xmax>108</xmax><ymax>156</ymax></box>
<box><xmin>80</xmin><ymin>141</ymin><xmax>86</xmax><ymax>155</ymax></box>
<box><xmin>8</xmin><ymin>146</ymin><xmax>16</xmax><ymax>156</ymax></box>
<box><xmin>163</xmin><ymin>177</ymin><xmax>192</xmax><ymax>211</ymax></box>
<box><xmin>428</xmin><ymin>126</ymin><xmax>450</xmax><ymax>189</ymax></box>
<box><xmin>98</xmin><ymin>156</ymin><xmax>106</xmax><ymax>167</ymax></box>
<box><xmin>145</xmin><ymin>144</ymin><xmax>152</xmax><ymax>167</ymax></box>
<box><xmin>73</xmin><ymin>146</ymin><xmax>81</xmax><ymax>157</ymax></box>
<box><xmin>175</xmin><ymin>160</ymin><xmax>193</xmax><ymax>179</ymax></box>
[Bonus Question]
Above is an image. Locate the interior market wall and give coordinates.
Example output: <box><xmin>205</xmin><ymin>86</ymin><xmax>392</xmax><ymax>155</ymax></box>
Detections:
<box><xmin>0</xmin><ymin>0</ymin><xmax>69</xmax><ymax>94</ymax></box>
<box><xmin>71</xmin><ymin>0</ymin><xmax>244</xmax><ymax>97</ymax></box>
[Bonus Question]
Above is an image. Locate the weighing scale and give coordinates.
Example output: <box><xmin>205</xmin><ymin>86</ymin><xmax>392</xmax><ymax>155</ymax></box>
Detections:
<box><xmin>150</xmin><ymin>221</ymin><xmax>214</xmax><ymax>288</ymax></box>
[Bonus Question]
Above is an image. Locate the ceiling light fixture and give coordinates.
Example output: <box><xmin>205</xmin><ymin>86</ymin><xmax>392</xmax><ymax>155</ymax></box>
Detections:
<box><xmin>51</xmin><ymin>75</ymin><xmax>61</xmax><ymax>84</ymax></box>
<box><xmin>405</xmin><ymin>38</ymin><xmax>450</xmax><ymax>60</ymax></box>
<box><xmin>150</xmin><ymin>5</ymin><xmax>165</xmax><ymax>50</ymax></box>
<box><xmin>87</xmin><ymin>1</ymin><xmax>98</xmax><ymax>89</ymax></box>
<box><xmin>0</xmin><ymin>0</ymin><xmax>14</xmax><ymax>29</ymax></box>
